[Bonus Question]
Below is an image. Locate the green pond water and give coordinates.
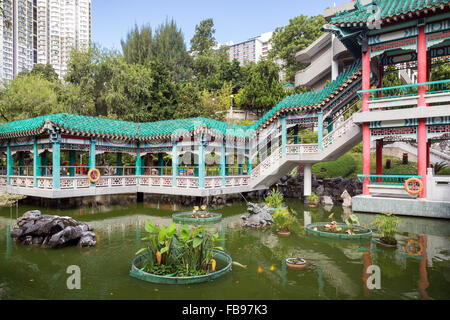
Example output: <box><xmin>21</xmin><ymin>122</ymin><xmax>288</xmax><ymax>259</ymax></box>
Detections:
<box><xmin>1</xmin><ymin>199</ymin><xmax>449</xmax><ymax>300</ymax></box>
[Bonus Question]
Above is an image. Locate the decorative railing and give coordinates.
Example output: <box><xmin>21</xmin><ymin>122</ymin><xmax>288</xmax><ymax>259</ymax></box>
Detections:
<box><xmin>287</xmin><ymin>134</ymin><xmax>318</xmax><ymax>144</ymax></box>
<box><xmin>286</xmin><ymin>144</ymin><xmax>319</xmax><ymax>155</ymax></box>
<box><xmin>140</xmin><ymin>176</ymin><xmax>173</xmax><ymax>188</ymax></box>
<box><xmin>37</xmin><ymin>177</ymin><xmax>53</xmax><ymax>189</ymax></box>
<box><xmin>322</xmin><ymin>112</ymin><xmax>359</xmax><ymax>149</ymax></box>
<box><xmin>141</xmin><ymin>166</ymin><xmax>173</xmax><ymax>176</ymax></box>
<box><xmin>10</xmin><ymin>176</ymin><xmax>34</xmax><ymax>188</ymax></box>
<box><xmin>251</xmin><ymin>146</ymin><xmax>282</xmax><ymax>181</ymax></box>
<box><xmin>357</xmin><ymin>80</ymin><xmax>450</xmax><ymax>107</ymax></box>
<box><xmin>357</xmin><ymin>174</ymin><xmax>422</xmax><ymax>185</ymax></box>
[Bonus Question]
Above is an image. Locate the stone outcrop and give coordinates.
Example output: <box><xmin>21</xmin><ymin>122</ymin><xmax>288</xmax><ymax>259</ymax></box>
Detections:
<box><xmin>341</xmin><ymin>190</ymin><xmax>352</xmax><ymax>207</ymax></box>
<box><xmin>241</xmin><ymin>203</ymin><xmax>274</xmax><ymax>229</ymax></box>
<box><xmin>10</xmin><ymin>210</ymin><xmax>96</xmax><ymax>248</ymax></box>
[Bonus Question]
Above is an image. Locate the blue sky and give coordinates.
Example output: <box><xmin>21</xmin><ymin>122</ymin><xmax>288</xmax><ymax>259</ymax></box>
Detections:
<box><xmin>92</xmin><ymin>0</ymin><xmax>349</xmax><ymax>51</ymax></box>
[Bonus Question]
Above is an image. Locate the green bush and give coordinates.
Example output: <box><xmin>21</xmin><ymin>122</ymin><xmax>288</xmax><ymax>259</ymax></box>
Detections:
<box><xmin>437</xmin><ymin>167</ymin><xmax>450</xmax><ymax>176</ymax></box>
<box><xmin>351</xmin><ymin>142</ymin><xmax>363</xmax><ymax>153</ymax></box>
<box><xmin>312</xmin><ymin>153</ymin><xmax>357</xmax><ymax>178</ymax></box>
<box><xmin>272</xmin><ymin>208</ymin><xmax>295</xmax><ymax>232</ymax></box>
<box><xmin>265</xmin><ymin>187</ymin><xmax>284</xmax><ymax>208</ymax></box>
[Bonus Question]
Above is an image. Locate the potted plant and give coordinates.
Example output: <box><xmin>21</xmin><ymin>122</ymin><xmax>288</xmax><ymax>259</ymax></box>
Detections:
<box><xmin>371</xmin><ymin>213</ymin><xmax>400</xmax><ymax>247</ymax></box>
<box><xmin>285</xmin><ymin>258</ymin><xmax>307</xmax><ymax>270</ymax></box>
<box><xmin>307</xmin><ymin>193</ymin><xmax>319</xmax><ymax>207</ymax></box>
<box><xmin>272</xmin><ymin>208</ymin><xmax>295</xmax><ymax>236</ymax></box>
<box><xmin>191</xmin><ymin>205</ymin><xmax>211</xmax><ymax>219</ymax></box>
<box><xmin>265</xmin><ymin>186</ymin><xmax>285</xmax><ymax>210</ymax></box>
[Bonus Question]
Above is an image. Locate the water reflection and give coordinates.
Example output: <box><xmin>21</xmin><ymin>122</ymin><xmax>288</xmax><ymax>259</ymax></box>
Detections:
<box><xmin>0</xmin><ymin>201</ymin><xmax>449</xmax><ymax>300</ymax></box>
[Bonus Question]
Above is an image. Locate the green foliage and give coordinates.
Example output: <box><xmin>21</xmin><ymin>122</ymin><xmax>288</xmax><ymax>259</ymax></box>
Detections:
<box><xmin>121</xmin><ymin>24</ymin><xmax>153</xmax><ymax>65</ymax></box>
<box><xmin>265</xmin><ymin>187</ymin><xmax>284</xmax><ymax>208</ymax></box>
<box><xmin>371</xmin><ymin>213</ymin><xmax>400</xmax><ymax>240</ymax></box>
<box><xmin>18</xmin><ymin>64</ymin><xmax>59</xmax><ymax>82</ymax></box>
<box><xmin>430</xmin><ymin>57</ymin><xmax>450</xmax><ymax>81</ymax></box>
<box><xmin>307</xmin><ymin>193</ymin><xmax>319</xmax><ymax>202</ymax></box>
<box><xmin>235</xmin><ymin>59</ymin><xmax>286</xmax><ymax>113</ymax></box>
<box><xmin>432</xmin><ymin>161</ymin><xmax>448</xmax><ymax>174</ymax></box>
<box><xmin>344</xmin><ymin>214</ymin><xmax>360</xmax><ymax>230</ymax></box>
<box><xmin>436</xmin><ymin>167</ymin><xmax>450</xmax><ymax>176</ymax></box>
<box><xmin>190</xmin><ymin>18</ymin><xmax>216</xmax><ymax>55</ymax></box>
<box><xmin>312</xmin><ymin>153</ymin><xmax>357</xmax><ymax>178</ymax></box>
<box><xmin>351</xmin><ymin>142</ymin><xmax>363</xmax><ymax>153</ymax></box>
<box><xmin>137</xmin><ymin>220</ymin><xmax>225</xmax><ymax>276</ymax></box>
<box><xmin>269</xmin><ymin>14</ymin><xmax>326</xmax><ymax>82</ymax></box>
<box><xmin>272</xmin><ymin>208</ymin><xmax>295</xmax><ymax>232</ymax></box>
<box><xmin>382</xmin><ymin>65</ymin><xmax>401</xmax><ymax>88</ymax></box>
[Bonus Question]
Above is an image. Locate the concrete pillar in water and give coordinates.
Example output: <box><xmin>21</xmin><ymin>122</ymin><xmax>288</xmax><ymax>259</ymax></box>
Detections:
<box><xmin>52</xmin><ymin>140</ymin><xmax>61</xmax><ymax>189</ymax></box>
<box><xmin>304</xmin><ymin>163</ymin><xmax>312</xmax><ymax>197</ymax></box>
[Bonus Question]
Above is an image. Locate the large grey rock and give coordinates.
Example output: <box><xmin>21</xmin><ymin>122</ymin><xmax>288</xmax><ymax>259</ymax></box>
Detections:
<box><xmin>10</xmin><ymin>210</ymin><xmax>96</xmax><ymax>249</ymax></box>
<box><xmin>242</xmin><ymin>203</ymin><xmax>274</xmax><ymax>229</ymax></box>
<box><xmin>321</xmin><ymin>196</ymin><xmax>334</xmax><ymax>206</ymax></box>
<box><xmin>341</xmin><ymin>190</ymin><xmax>352</xmax><ymax>208</ymax></box>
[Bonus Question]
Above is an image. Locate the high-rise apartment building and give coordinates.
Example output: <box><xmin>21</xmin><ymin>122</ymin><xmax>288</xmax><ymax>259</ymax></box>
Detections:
<box><xmin>226</xmin><ymin>31</ymin><xmax>286</xmax><ymax>81</ymax></box>
<box><xmin>0</xmin><ymin>0</ymin><xmax>37</xmax><ymax>81</ymax></box>
<box><xmin>0</xmin><ymin>0</ymin><xmax>91</xmax><ymax>81</ymax></box>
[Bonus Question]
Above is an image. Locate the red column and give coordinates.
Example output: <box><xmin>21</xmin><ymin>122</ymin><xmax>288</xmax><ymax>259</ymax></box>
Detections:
<box><xmin>376</xmin><ymin>139</ymin><xmax>383</xmax><ymax>176</ymax></box>
<box><xmin>362</xmin><ymin>43</ymin><xmax>371</xmax><ymax>195</ymax></box>
<box><xmin>417</xmin><ymin>26</ymin><xmax>428</xmax><ymax>198</ymax></box>
<box><xmin>426</xmin><ymin>142</ymin><xmax>430</xmax><ymax>169</ymax></box>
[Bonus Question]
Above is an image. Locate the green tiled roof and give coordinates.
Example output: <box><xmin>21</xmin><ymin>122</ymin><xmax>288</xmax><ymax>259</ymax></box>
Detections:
<box><xmin>0</xmin><ymin>60</ymin><xmax>362</xmax><ymax>140</ymax></box>
<box><xmin>330</xmin><ymin>0</ymin><xmax>450</xmax><ymax>25</ymax></box>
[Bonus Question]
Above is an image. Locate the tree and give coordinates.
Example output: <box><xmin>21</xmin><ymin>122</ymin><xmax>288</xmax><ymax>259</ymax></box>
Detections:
<box><xmin>0</xmin><ymin>74</ymin><xmax>61</xmax><ymax>121</ymax></box>
<box><xmin>430</xmin><ymin>58</ymin><xmax>450</xmax><ymax>81</ymax></box>
<box><xmin>235</xmin><ymin>59</ymin><xmax>286</xmax><ymax>113</ymax></box>
<box><xmin>121</xmin><ymin>24</ymin><xmax>153</xmax><ymax>65</ymax></box>
<box><xmin>152</xmin><ymin>18</ymin><xmax>192</xmax><ymax>82</ymax></box>
<box><xmin>190</xmin><ymin>18</ymin><xmax>216</xmax><ymax>55</ymax></box>
<box><xmin>269</xmin><ymin>15</ymin><xmax>326</xmax><ymax>82</ymax></box>
<box><xmin>19</xmin><ymin>63</ymin><xmax>59</xmax><ymax>82</ymax></box>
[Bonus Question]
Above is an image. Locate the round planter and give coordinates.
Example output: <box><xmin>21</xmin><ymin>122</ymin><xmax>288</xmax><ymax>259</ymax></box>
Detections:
<box><xmin>306</xmin><ymin>222</ymin><xmax>372</xmax><ymax>240</ymax></box>
<box><xmin>375</xmin><ymin>239</ymin><xmax>397</xmax><ymax>248</ymax></box>
<box><xmin>277</xmin><ymin>230</ymin><xmax>291</xmax><ymax>236</ymax></box>
<box><xmin>285</xmin><ymin>258</ymin><xmax>307</xmax><ymax>270</ymax></box>
<box><xmin>129</xmin><ymin>249</ymin><xmax>232</xmax><ymax>285</ymax></box>
<box><xmin>172</xmin><ymin>212</ymin><xmax>222</xmax><ymax>224</ymax></box>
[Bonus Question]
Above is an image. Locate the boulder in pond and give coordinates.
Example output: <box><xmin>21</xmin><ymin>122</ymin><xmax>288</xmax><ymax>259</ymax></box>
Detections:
<box><xmin>10</xmin><ymin>210</ymin><xmax>96</xmax><ymax>249</ymax></box>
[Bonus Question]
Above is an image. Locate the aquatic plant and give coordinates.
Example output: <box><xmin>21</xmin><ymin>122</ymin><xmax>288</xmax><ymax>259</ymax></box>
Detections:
<box><xmin>136</xmin><ymin>221</ymin><xmax>225</xmax><ymax>276</ymax></box>
<box><xmin>191</xmin><ymin>205</ymin><xmax>211</xmax><ymax>218</ymax></box>
<box><xmin>371</xmin><ymin>213</ymin><xmax>400</xmax><ymax>245</ymax></box>
<box><xmin>265</xmin><ymin>187</ymin><xmax>284</xmax><ymax>208</ymax></box>
<box><xmin>272</xmin><ymin>208</ymin><xmax>295</xmax><ymax>233</ymax></box>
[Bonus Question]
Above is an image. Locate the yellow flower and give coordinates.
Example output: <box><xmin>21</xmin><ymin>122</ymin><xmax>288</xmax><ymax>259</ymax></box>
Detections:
<box><xmin>201</xmin><ymin>205</ymin><xmax>207</xmax><ymax>211</ymax></box>
<box><xmin>211</xmin><ymin>259</ymin><xmax>217</xmax><ymax>272</ymax></box>
<box><xmin>194</xmin><ymin>206</ymin><xmax>199</xmax><ymax>211</ymax></box>
<box><xmin>156</xmin><ymin>251</ymin><xmax>162</xmax><ymax>264</ymax></box>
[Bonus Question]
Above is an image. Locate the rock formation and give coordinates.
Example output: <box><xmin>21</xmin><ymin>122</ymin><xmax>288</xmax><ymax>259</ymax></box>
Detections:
<box><xmin>241</xmin><ymin>203</ymin><xmax>274</xmax><ymax>229</ymax></box>
<box><xmin>10</xmin><ymin>210</ymin><xmax>96</xmax><ymax>248</ymax></box>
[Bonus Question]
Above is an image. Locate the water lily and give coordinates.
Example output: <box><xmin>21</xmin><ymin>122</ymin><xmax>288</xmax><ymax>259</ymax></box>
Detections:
<box><xmin>201</xmin><ymin>205</ymin><xmax>206</xmax><ymax>211</ymax></box>
<box><xmin>156</xmin><ymin>251</ymin><xmax>162</xmax><ymax>264</ymax></box>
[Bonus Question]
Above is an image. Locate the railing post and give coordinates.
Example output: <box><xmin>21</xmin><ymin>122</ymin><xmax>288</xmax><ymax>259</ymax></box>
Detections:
<box><xmin>172</xmin><ymin>142</ymin><xmax>178</xmax><ymax>187</ymax></box>
<box><xmin>52</xmin><ymin>138</ymin><xmax>61</xmax><ymax>189</ymax></box>
<box><xmin>33</xmin><ymin>137</ymin><xmax>40</xmax><ymax>187</ymax></box>
<box><xmin>6</xmin><ymin>141</ymin><xmax>12</xmax><ymax>185</ymax></box>
<box><xmin>281</xmin><ymin>116</ymin><xmax>287</xmax><ymax>155</ymax></box>
<box><xmin>318</xmin><ymin>110</ymin><xmax>323</xmax><ymax>150</ymax></box>
<box><xmin>69</xmin><ymin>150</ymin><xmax>76</xmax><ymax>177</ymax></box>
<box><xmin>221</xmin><ymin>140</ymin><xmax>226</xmax><ymax>186</ymax></box>
<box><xmin>199</xmin><ymin>140</ymin><xmax>205</xmax><ymax>188</ymax></box>
<box><xmin>89</xmin><ymin>137</ymin><xmax>96</xmax><ymax>187</ymax></box>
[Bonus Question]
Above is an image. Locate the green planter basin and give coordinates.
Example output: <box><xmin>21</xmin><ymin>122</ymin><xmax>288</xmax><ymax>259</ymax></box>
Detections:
<box><xmin>306</xmin><ymin>222</ymin><xmax>372</xmax><ymax>240</ymax></box>
<box><xmin>129</xmin><ymin>250</ymin><xmax>232</xmax><ymax>285</ymax></box>
<box><xmin>172</xmin><ymin>212</ymin><xmax>222</xmax><ymax>224</ymax></box>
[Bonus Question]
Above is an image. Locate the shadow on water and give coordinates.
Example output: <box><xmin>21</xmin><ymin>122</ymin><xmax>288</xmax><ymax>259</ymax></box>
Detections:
<box><xmin>0</xmin><ymin>199</ymin><xmax>449</xmax><ymax>300</ymax></box>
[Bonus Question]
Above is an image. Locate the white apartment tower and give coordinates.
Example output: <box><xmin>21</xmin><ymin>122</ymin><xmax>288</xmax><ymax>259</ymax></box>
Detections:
<box><xmin>0</xmin><ymin>0</ymin><xmax>37</xmax><ymax>81</ymax></box>
<box><xmin>0</xmin><ymin>0</ymin><xmax>91</xmax><ymax>81</ymax></box>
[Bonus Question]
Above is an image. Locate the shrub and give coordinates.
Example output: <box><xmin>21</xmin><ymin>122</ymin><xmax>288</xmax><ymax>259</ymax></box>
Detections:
<box><xmin>272</xmin><ymin>208</ymin><xmax>295</xmax><ymax>232</ymax></box>
<box><xmin>312</xmin><ymin>153</ymin><xmax>357</xmax><ymax>178</ymax></box>
<box><xmin>307</xmin><ymin>193</ymin><xmax>319</xmax><ymax>202</ymax></box>
<box><xmin>371</xmin><ymin>213</ymin><xmax>400</xmax><ymax>243</ymax></box>
<box><xmin>437</xmin><ymin>167</ymin><xmax>450</xmax><ymax>175</ymax></box>
<box><xmin>265</xmin><ymin>187</ymin><xmax>284</xmax><ymax>208</ymax></box>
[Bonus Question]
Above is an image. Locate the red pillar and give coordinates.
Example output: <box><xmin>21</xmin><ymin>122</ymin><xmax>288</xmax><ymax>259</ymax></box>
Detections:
<box><xmin>376</xmin><ymin>139</ymin><xmax>383</xmax><ymax>176</ymax></box>
<box><xmin>362</xmin><ymin>43</ymin><xmax>371</xmax><ymax>195</ymax></box>
<box><xmin>417</xmin><ymin>26</ymin><xmax>428</xmax><ymax>198</ymax></box>
<box><xmin>426</xmin><ymin>142</ymin><xmax>430</xmax><ymax>169</ymax></box>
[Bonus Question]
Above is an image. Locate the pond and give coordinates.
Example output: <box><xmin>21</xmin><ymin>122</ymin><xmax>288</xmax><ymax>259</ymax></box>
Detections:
<box><xmin>1</xmin><ymin>199</ymin><xmax>449</xmax><ymax>300</ymax></box>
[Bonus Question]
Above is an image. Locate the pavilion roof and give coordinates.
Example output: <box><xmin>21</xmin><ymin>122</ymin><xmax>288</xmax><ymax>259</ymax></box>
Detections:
<box><xmin>330</xmin><ymin>0</ymin><xmax>450</xmax><ymax>26</ymax></box>
<box><xmin>0</xmin><ymin>60</ymin><xmax>362</xmax><ymax>141</ymax></box>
